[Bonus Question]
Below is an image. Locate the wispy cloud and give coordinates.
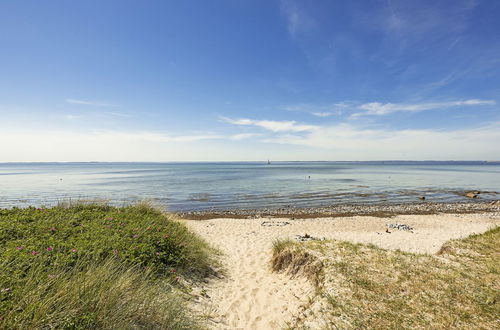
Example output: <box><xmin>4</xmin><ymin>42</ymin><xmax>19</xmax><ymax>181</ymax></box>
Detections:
<box><xmin>63</xmin><ymin>114</ymin><xmax>84</xmax><ymax>120</ymax></box>
<box><xmin>279</xmin><ymin>0</ymin><xmax>317</xmax><ymax>39</ymax></box>
<box><xmin>380</xmin><ymin>0</ymin><xmax>477</xmax><ymax>42</ymax></box>
<box><xmin>220</xmin><ymin>116</ymin><xmax>318</xmax><ymax>132</ymax></box>
<box><xmin>354</xmin><ymin>99</ymin><xmax>495</xmax><ymax>117</ymax></box>
<box><xmin>66</xmin><ymin>99</ymin><xmax>116</xmax><ymax>107</ymax></box>
<box><xmin>103</xmin><ymin>112</ymin><xmax>133</xmax><ymax>118</ymax></box>
<box><xmin>283</xmin><ymin>102</ymin><xmax>351</xmax><ymax>117</ymax></box>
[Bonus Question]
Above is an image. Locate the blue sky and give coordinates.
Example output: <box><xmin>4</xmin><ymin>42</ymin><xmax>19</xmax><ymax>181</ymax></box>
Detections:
<box><xmin>1</xmin><ymin>0</ymin><xmax>499</xmax><ymax>161</ymax></box>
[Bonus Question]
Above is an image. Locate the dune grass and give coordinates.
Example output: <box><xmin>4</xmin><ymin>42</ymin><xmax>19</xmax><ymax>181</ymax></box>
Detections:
<box><xmin>0</xmin><ymin>202</ymin><xmax>216</xmax><ymax>329</ymax></box>
<box><xmin>272</xmin><ymin>227</ymin><xmax>500</xmax><ymax>329</ymax></box>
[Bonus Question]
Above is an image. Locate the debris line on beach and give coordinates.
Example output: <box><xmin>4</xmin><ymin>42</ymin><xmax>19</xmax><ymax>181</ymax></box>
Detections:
<box><xmin>387</xmin><ymin>223</ymin><xmax>414</xmax><ymax>232</ymax></box>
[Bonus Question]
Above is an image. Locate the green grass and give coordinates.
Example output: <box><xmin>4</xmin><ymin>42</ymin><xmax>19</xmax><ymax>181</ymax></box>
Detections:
<box><xmin>0</xmin><ymin>202</ymin><xmax>216</xmax><ymax>329</ymax></box>
<box><xmin>272</xmin><ymin>227</ymin><xmax>500</xmax><ymax>329</ymax></box>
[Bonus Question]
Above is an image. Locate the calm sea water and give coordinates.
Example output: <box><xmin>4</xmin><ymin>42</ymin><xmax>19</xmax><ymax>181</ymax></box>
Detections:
<box><xmin>0</xmin><ymin>162</ymin><xmax>499</xmax><ymax>211</ymax></box>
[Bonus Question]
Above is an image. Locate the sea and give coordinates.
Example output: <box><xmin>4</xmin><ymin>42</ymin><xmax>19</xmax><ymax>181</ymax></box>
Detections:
<box><xmin>0</xmin><ymin>162</ymin><xmax>499</xmax><ymax>211</ymax></box>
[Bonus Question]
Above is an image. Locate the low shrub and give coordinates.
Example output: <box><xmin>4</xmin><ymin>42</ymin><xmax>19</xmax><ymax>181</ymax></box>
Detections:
<box><xmin>0</xmin><ymin>203</ymin><xmax>216</xmax><ymax>328</ymax></box>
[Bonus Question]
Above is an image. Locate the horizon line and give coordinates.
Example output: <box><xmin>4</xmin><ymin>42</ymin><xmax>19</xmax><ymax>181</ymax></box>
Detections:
<box><xmin>0</xmin><ymin>160</ymin><xmax>499</xmax><ymax>164</ymax></box>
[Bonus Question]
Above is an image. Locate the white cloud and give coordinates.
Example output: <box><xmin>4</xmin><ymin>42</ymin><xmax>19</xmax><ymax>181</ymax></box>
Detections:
<box><xmin>0</xmin><ymin>130</ymin><xmax>231</xmax><ymax>162</ymax></box>
<box><xmin>230</xmin><ymin>133</ymin><xmax>262</xmax><ymax>140</ymax></box>
<box><xmin>0</xmin><ymin>128</ymin><xmax>270</xmax><ymax>162</ymax></box>
<box><xmin>261</xmin><ymin>122</ymin><xmax>500</xmax><ymax>160</ymax></box>
<box><xmin>220</xmin><ymin>116</ymin><xmax>318</xmax><ymax>132</ymax></box>
<box><xmin>1</xmin><ymin>122</ymin><xmax>498</xmax><ymax>161</ymax></box>
<box><xmin>354</xmin><ymin>99</ymin><xmax>495</xmax><ymax>117</ymax></box>
<box><xmin>311</xmin><ymin>112</ymin><xmax>334</xmax><ymax>117</ymax></box>
<box><xmin>66</xmin><ymin>99</ymin><xmax>116</xmax><ymax>107</ymax></box>
<box><xmin>164</xmin><ymin>134</ymin><xmax>223</xmax><ymax>142</ymax></box>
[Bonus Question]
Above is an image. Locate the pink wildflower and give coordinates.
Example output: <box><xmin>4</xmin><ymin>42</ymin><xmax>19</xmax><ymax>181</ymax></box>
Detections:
<box><xmin>16</xmin><ymin>246</ymin><xmax>24</xmax><ymax>251</ymax></box>
<box><xmin>155</xmin><ymin>252</ymin><xmax>160</xmax><ymax>256</ymax></box>
<box><xmin>31</xmin><ymin>251</ymin><xmax>39</xmax><ymax>256</ymax></box>
<box><xmin>47</xmin><ymin>247</ymin><xmax>53</xmax><ymax>252</ymax></box>
<box><xmin>71</xmin><ymin>248</ymin><xmax>77</xmax><ymax>253</ymax></box>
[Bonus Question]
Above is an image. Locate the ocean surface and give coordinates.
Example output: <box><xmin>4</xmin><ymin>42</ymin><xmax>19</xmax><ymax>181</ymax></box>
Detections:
<box><xmin>0</xmin><ymin>162</ymin><xmax>499</xmax><ymax>211</ymax></box>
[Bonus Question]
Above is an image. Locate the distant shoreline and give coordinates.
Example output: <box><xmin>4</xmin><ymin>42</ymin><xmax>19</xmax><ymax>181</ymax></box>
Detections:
<box><xmin>1</xmin><ymin>160</ymin><xmax>500</xmax><ymax>164</ymax></box>
<box><xmin>178</xmin><ymin>200</ymin><xmax>500</xmax><ymax>220</ymax></box>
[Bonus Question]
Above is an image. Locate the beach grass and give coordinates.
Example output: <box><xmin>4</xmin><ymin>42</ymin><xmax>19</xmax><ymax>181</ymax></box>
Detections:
<box><xmin>272</xmin><ymin>227</ymin><xmax>500</xmax><ymax>329</ymax></box>
<box><xmin>0</xmin><ymin>202</ymin><xmax>216</xmax><ymax>329</ymax></box>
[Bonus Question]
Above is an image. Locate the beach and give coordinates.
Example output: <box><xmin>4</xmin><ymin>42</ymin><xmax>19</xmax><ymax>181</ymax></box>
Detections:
<box><xmin>1</xmin><ymin>163</ymin><xmax>499</xmax><ymax>328</ymax></box>
<box><xmin>184</xmin><ymin>202</ymin><xmax>500</xmax><ymax>329</ymax></box>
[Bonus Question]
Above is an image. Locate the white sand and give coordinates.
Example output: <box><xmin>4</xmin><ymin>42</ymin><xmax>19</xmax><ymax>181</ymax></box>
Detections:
<box><xmin>185</xmin><ymin>213</ymin><xmax>499</xmax><ymax>329</ymax></box>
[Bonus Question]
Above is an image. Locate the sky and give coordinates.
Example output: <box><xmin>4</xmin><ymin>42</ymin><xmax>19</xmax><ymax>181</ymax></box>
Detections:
<box><xmin>1</xmin><ymin>0</ymin><xmax>499</xmax><ymax>161</ymax></box>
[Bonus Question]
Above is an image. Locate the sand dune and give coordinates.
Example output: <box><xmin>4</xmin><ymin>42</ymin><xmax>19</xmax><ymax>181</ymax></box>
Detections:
<box><xmin>185</xmin><ymin>212</ymin><xmax>499</xmax><ymax>329</ymax></box>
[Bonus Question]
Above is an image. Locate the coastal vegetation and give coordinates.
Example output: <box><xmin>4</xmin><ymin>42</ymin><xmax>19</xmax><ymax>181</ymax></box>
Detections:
<box><xmin>272</xmin><ymin>227</ymin><xmax>500</xmax><ymax>329</ymax></box>
<box><xmin>0</xmin><ymin>202</ymin><xmax>216</xmax><ymax>329</ymax></box>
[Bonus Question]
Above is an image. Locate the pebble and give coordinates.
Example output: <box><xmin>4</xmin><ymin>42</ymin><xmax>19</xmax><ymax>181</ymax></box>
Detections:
<box><xmin>180</xmin><ymin>200</ymin><xmax>500</xmax><ymax>219</ymax></box>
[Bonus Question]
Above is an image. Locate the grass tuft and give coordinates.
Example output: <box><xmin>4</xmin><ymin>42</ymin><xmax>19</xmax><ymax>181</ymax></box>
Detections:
<box><xmin>271</xmin><ymin>239</ymin><xmax>323</xmax><ymax>286</ymax></box>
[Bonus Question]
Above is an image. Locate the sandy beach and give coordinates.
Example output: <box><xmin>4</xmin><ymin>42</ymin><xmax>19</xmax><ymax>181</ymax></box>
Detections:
<box><xmin>185</xmin><ymin>207</ymin><xmax>500</xmax><ymax>329</ymax></box>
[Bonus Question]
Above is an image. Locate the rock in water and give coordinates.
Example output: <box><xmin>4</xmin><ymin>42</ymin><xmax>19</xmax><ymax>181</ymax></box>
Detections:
<box><xmin>465</xmin><ymin>192</ymin><xmax>478</xmax><ymax>198</ymax></box>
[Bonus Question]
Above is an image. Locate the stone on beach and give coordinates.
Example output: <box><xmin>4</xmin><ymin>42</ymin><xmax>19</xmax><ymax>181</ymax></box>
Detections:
<box><xmin>465</xmin><ymin>192</ymin><xmax>478</xmax><ymax>198</ymax></box>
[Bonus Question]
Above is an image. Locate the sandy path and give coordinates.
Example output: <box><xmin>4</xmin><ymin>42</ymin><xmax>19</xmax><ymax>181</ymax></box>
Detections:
<box><xmin>185</xmin><ymin>212</ymin><xmax>499</xmax><ymax>329</ymax></box>
<box><xmin>186</xmin><ymin>218</ymin><xmax>313</xmax><ymax>329</ymax></box>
